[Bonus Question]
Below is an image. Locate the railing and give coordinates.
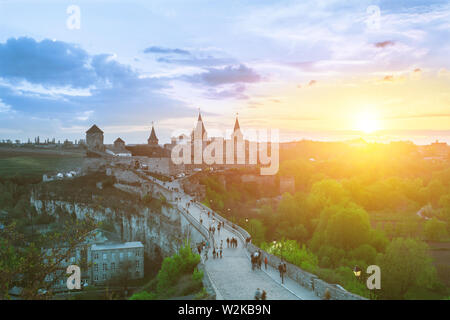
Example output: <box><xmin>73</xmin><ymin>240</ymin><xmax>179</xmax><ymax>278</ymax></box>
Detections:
<box><xmin>143</xmin><ymin>175</ymin><xmax>366</xmax><ymax>300</ymax></box>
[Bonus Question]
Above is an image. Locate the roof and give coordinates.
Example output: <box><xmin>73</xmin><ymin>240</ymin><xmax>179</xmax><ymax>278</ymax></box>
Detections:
<box><xmin>149</xmin><ymin>126</ymin><xmax>158</xmax><ymax>141</ymax></box>
<box><xmin>86</xmin><ymin>124</ymin><xmax>103</xmax><ymax>134</ymax></box>
<box><xmin>192</xmin><ymin>112</ymin><xmax>207</xmax><ymax>138</ymax></box>
<box><xmin>91</xmin><ymin>241</ymin><xmax>144</xmax><ymax>251</ymax></box>
<box><xmin>114</xmin><ymin>137</ymin><xmax>125</xmax><ymax>144</ymax></box>
<box><xmin>234</xmin><ymin>116</ymin><xmax>240</xmax><ymax>132</ymax></box>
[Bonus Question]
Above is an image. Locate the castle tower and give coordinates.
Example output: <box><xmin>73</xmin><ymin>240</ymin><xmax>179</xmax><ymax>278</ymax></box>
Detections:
<box><xmin>231</xmin><ymin>114</ymin><xmax>245</xmax><ymax>164</ymax></box>
<box><xmin>86</xmin><ymin>124</ymin><xmax>104</xmax><ymax>150</ymax></box>
<box><xmin>231</xmin><ymin>114</ymin><xmax>243</xmax><ymax>141</ymax></box>
<box><xmin>148</xmin><ymin>124</ymin><xmax>159</xmax><ymax>146</ymax></box>
<box><xmin>114</xmin><ymin>137</ymin><xmax>125</xmax><ymax>148</ymax></box>
<box><xmin>191</xmin><ymin>111</ymin><xmax>208</xmax><ymax>141</ymax></box>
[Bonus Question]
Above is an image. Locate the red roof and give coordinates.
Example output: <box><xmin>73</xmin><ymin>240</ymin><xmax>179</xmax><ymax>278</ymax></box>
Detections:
<box><xmin>86</xmin><ymin>124</ymin><xmax>103</xmax><ymax>134</ymax></box>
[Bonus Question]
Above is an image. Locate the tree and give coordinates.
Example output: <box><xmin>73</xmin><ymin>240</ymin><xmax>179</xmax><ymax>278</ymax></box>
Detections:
<box><xmin>324</xmin><ymin>204</ymin><xmax>371</xmax><ymax>250</ymax></box>
<box><xmin>377</xmin><ymin>238</ymin><xmax>437</xmax><ymax>299</ymax></box>
<box><xmin>248</xmin><ymin>219</ymin><xmax>266</xmax><ymax>246</ymax></box>
<box><xmin>350</xmin><ymin>244</ymin><xmax>377</xmax><ymax>265</ymax></box>
<box><xmin>423</xmin><ymin>218</ymin><xmax>447</xmax><ymax>241</ymax></box>
<box><xmin>0</xmin><ymin>217</ymin><xmax>97</xmax><ymax>299</ymax></box>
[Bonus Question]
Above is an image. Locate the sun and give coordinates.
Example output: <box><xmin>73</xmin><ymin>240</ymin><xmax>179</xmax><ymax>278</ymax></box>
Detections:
<box><xmin>355</xmin><ymin>110</ymin><xmax>380</xmax><ymax>134</ymax></box>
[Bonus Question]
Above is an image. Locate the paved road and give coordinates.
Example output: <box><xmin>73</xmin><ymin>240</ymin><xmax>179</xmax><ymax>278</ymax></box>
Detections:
<box><xmin>152</xmin><ymin>176</ymin><xmax>319</xmax><ymax>300</ymax></box>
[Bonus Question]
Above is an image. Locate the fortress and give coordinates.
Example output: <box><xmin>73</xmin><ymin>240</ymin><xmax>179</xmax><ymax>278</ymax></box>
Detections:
<box><xmin>85</xmin><ymin>111</ymin><xmax>268</xmax><ymax>176</ymax></box>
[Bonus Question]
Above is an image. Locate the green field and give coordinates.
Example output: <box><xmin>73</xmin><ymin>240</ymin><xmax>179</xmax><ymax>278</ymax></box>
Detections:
<box><xmin>0</xmin><ymin>149</ymin><xmax>85</xmax><ymax>178</ymax></box>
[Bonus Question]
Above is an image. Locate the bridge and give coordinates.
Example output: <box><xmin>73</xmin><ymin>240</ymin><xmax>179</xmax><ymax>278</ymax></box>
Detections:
<box><xmin>142</xmin><ymin>174</ymin><xmax>366</xmax><ymax>300</ymax></box>
<box><xmin>119</xmin><ymin>168</ymin><xmax>365</xmax><ymax>300</ymax></box>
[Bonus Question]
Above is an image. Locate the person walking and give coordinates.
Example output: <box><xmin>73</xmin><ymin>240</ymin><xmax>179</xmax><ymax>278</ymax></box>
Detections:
<box><xmin>254</xmin><ymin>288</ymin><xmax>262</xmax><ymax>300</ymax></box>
<box><xmin>261</xmin><ymin>290</ymin><xmax>267</xmax><ymax>300</ymax></box>
<box><xmin>278</xmin><ymin>262</ymin><xmax>284</xmax><ymax>284</ymax></box>
<box><xmin>226</xmin><ymin>237</ymin><xmax>230</xmax><ymax>248</ymax></box>
<box><xmin>264</xmin><ymin>256</ymin><xmax>268</xmax><ymax>270</ymax></box>
<box><xmin>219</xmin><ymin>244</ymin><xmax>223</xmax><ymax>259</ymax></box>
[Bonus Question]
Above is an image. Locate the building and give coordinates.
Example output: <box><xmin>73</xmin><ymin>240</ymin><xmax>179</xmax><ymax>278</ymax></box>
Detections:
<box><xmin>43</xmin><ymin>229</ymin><xmax>144</xmax><ymax>290</ymax></box>
<box><xmin>86</xmin><ymin>124</ymin><xmax>104</xmax><ymax>151</ymax></box>
<box><xmin>91</xmin><ymin>242</ymin><xmax>144</xmax><ymax>285</ymax></box>
<box><xmin>126</xmin><ymin>125</ymin><xmax>170</xmax><ymax>158</ymax></box>
<box><xmin>105</xmin><ymin>137</ymin><xmax>132</xmax><ymax>157</ymax></box>
<box><xmin>114</xmin><ymin>137</ymin><xmax>125</xmax><ymax>149</ymax></box>
<box><xmin>148</xmin><ymin>124</ymin><xmax>159</xmax><ymax>146</ymax></box>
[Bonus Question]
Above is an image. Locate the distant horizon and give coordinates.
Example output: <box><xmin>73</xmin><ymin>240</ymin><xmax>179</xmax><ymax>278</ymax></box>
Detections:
<box><xmin>2</xmin><ymin>126</ymin><xmax>450</xmax><ymax>147</ymax></box>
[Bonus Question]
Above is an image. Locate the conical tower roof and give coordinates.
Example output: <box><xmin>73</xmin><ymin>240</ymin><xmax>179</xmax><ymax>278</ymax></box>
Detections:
<box><xmin>148</xmin><ymin>124</ymin><xmax>159</xmax><ymax>145</ymax></box>
<box><xmin>192</xmin><ymin>111</ymin><xmax>207</xmax><ymax>140</ymax></box>
<box><xmin>234</xmin><ymin>116</ymin><xmax>240</xmax><ymax>132</ymax></box>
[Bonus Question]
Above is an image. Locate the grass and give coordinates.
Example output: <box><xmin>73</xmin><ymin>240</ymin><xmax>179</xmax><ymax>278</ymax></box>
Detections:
<box><xmin>0</xmin><ymin>150</ymin><xmax>84</xmax><ymax>178</ymax></box>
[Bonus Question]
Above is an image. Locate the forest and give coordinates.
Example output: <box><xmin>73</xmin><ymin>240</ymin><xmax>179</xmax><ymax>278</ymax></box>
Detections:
<box><xmin>200</xmin><ymin>140</ymin><xmax>450</xmax><ymax>299</ymax></box>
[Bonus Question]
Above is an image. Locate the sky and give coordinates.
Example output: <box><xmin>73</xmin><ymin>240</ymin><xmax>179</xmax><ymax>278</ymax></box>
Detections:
<box><xmin>0</xmin><ymin>0</ymin><xmax>449</xmax><ymax>145</ymax></box>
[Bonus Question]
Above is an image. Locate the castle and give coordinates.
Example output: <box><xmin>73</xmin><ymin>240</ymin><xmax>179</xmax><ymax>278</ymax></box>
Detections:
<box><xmin>85</xmin><ymin>111</ymin><xmax>262</xmax><ymax>175</ymax></box>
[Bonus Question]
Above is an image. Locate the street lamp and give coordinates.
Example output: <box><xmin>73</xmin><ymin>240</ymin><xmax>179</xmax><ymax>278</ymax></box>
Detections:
<box><xmin>353</xmin><ymin>265</ymin><xmax>362</xmax><ymax>278</ymax></box>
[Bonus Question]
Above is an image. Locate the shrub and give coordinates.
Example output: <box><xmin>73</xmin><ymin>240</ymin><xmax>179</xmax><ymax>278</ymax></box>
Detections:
<box><xmin>129</xmin><ymin>291</ymin><xmax>157</xmax><ymax>300</ymax></box>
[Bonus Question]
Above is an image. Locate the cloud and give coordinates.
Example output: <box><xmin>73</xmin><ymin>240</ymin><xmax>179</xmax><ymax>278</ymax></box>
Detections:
<box><xmin>187</xmin><ymin>64</ymin><xmax>261</xmax><ymax>86</ymax></box>
<box><xmin>378</xmin><ymin>74</ymin><xmax>406</xmax><ymax>84</ymax></box>
<box><xmin>411</xmin><ymin>68</ymin><xmax>422</xmax><ymax>79</ymax></box>
<box><xmin>143</xmin><ymin>46</ymin><xmax>190</xmax><ymax>55</ymax></box>
<box><xmin>0</xmin><ymin>37</ymin><xmax>194</xmax><ymax>138</ymax></box>
<box><xmin>374</xmin><ymin>41</ymin><xmax>395</xmax><ymax>48</ymax></box>
<box><xmin>0</xmin><ymin>98</ymin><xmax>12</xmax><ymax>113</ymax></box>
<box><xmin>204</xmin><ymin>84</ymin><xmax>248</xmax><ymax>100</ymax></box>
<box><xmin>0</xmin><ymin>37</ymin><xmax>96</xmax><ymax>88</ymax></box>
<box><xmin>156</xmin><ymin>56</ymin><xmax>236</xmax><ymax>67</ymax></box>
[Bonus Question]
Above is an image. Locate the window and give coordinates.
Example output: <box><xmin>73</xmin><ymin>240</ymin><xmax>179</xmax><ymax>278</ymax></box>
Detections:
<box><xmin>120</xmin><ymin>252</ymin><xmax>124</xmax><ymax>260</ymax></box>
<box><xmin>111</xmin><ymin>253</ymin><xmax>116</xmax><ymax>260</ymax></box>
<box><xmin>136</xmin><ymin>251</ymin><xmax>140</xmax><ymax>257</ymax></box>
<box><xmin>103</xmin><ymin>253</ymin><xmax>107</xmax><ymax>260</ymax></box>
<box><xmin>94</xmin><ymin>275</ymin><xmax>98</xmax><ymax>281</ymax></box>
<box><xmin>128</xmin><ymin>252</ymin><xmax>132</xmax><ymax>258</ymax></box>
<box><xmin>94</xmin><ymin>253</ymin><xmax>99</xmax><ymax>260</ymax></box>
<box><xmin>94</xmin><ymin>263</ymin><xmax>98</xmax><ymax>272</ymax></box>
<box><xmin>136</xmin><ymin>261</ymin><xmax>140</xmax><ymax>270</ymax></box>
<box><xmin>103</xmin><ymin>274</ymin><xmax>106</xmax><ymax>280</ymax></box>
<box><xmin>111</xmin><ymin>262</ymin><xmax>115</xmax><ymax>271</ymax></box>
<box><xmin>103</xmin><ymin>263</ymin><xmax>107</xmax><ymax>271</ymax></box>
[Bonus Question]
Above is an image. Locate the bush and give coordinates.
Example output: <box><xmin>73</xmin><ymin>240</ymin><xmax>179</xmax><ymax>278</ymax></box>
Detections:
<box><xmin>261</xmin><ymin>240</ymin><xmax>318</xmax><ymax>273</ymax></box>
<box><xmin>129</xmin><ymin>291</ymin><xmax>157</xmax><ymax>300</ymax></box>
<box><xmin>155</xmin><ymin>240</ymin><xmax>201</xmax><ymax>294</ymax></box>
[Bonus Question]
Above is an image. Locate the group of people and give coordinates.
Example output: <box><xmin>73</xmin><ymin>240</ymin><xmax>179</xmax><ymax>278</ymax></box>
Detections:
<box><xmin>212</xmin><ymin>241</ymin><xmax>223</xmax><ymax>259</ymax></box>
<box><xmin>226</xmin><ymin>237</ymin><xmax>238</xmax><ymax>248</ymax></box>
